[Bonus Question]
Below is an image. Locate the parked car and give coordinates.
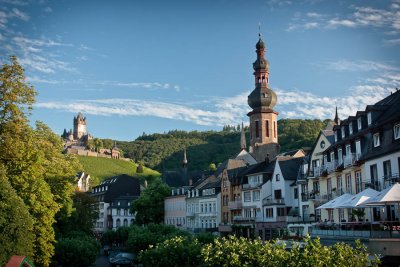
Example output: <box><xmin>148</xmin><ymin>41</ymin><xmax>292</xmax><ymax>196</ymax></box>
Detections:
<box><xmin>109</xmin><ymin>252</ymin><xmax>134</xmax><ymax>267</ymax></box>
<box><xmin>103</xmin><ymin>245</ymin><xmax>111</xmax><ymax>256</ymax></box>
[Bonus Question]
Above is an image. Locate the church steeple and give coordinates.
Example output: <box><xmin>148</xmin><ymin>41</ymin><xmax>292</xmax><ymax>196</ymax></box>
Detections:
<box><xmin>247</xmin><ymin>32</ymin><xmax>280</xmax><ymax>162</ymax></box>
<box><xmin>334</xmin><ymin>106</ymin><xmax>340</xmax><ymax>125</ymax></box>
<box><xmin>240</xmin><ymin>122</ymin><xmax>246</xmax><ymax>150</ymax></box>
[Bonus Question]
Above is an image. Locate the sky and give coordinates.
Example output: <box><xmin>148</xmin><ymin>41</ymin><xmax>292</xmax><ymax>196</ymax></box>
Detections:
<box><xmin>1</xmin><ymin>0</ymin><xmax>399</xmax><ymax>141</ymax></box>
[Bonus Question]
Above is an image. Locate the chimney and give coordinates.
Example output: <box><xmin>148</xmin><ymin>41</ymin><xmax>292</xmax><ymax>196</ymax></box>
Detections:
<box><xmin>265</xmin><ymin>154</ymin><xmax>270</xmax><ymax>164</ymax></box>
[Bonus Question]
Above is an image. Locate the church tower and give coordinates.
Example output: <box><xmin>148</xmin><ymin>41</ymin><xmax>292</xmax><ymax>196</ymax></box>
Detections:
<box><xmin>73</xmin><ymin>112</ymin><xmax>87</xmax><ymax>140</ymax></box>
<box><xmin>247</xmin><ymin>33</ymin><xmax>280</xmax><ymax>162</ymax></box>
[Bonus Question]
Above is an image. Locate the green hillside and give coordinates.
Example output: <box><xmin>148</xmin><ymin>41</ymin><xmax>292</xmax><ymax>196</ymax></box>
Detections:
<box><xmin>117</xmin><ymin>118</ymin><xmax>329</xmax><ymax>172</ymax></box>
<box><xmin>77</xmin><ymin>156</ymin><xmax>160</xmax><ymax>186</ymax></box>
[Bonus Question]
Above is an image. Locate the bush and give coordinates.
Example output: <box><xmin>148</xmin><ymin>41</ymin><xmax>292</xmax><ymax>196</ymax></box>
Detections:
<box><xmin>138</xmin><ymin>236</ymin><xmax>202</xmax><ymax>267</ymax></box>
<box><xmin>201</xmin><ymin>236</ymin><xmax>379</xmax><ymax>267</ymax></box>
<box><xmin>53</xmin><ymin>236</ymin><xmax>100</xmax><ymax>267</ymax></box>
<box><xmin>127</xmin><ymin>224</ymin><xmax>190</xmax><ymax>254</ymax></box>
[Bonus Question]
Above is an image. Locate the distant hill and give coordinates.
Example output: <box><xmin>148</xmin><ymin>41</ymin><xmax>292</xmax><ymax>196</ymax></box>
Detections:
<box><xmin>116</xmin><ymin>119</ymin><xmax>329</xmax><ymax>172</ymax></box>
<box><xmin>77</xmin><ymin>156</ymin><xmax>160</xmax><ymax>186</ymax></box>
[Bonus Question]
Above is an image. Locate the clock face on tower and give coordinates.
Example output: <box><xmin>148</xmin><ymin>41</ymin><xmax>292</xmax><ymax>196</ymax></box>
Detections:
<box><xmin>320</xmin><ymin>141</ymin><xmax>325</xmax><ymax>149</ymax></box>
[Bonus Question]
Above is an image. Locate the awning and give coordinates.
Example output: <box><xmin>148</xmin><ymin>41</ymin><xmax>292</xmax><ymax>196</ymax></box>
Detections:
<box><xmin>338</xmin><ymin>188</ymin><xmax>379</xmax><ymax>208</ymax></box>
<box><xmin>363</xmin><ymin>183</ymin><xmax>400</xmax><ymax>206</ymax></box>
<box><xmin>316</xmin><ymin>193</ymin><xmax>352</xmax><ymax>210</ymax></box>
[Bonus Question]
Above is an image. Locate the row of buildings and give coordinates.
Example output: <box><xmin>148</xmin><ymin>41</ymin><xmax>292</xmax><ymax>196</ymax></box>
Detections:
<box><xmin>163</xmin><ymin>34</ymin><xmax>400</xmax><ymax>240</ymax></box>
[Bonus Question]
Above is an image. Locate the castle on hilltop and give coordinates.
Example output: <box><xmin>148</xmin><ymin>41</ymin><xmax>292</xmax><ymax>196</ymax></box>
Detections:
<box><xmin>62</xmin><ymin>112</ymin><xmax>92</xmax><ymax>142</ymax></box>
<box><xmin>62</xmin><ymin>112</ymin><xmax>122</xmax><ymax>160</ymax></box>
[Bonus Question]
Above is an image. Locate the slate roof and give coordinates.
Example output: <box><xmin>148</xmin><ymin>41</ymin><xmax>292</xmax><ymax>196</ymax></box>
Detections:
<box><xmin>91</xmin><ymin>174</ymin><xmax>141</xmax><ymax>203</ymax></box>
<box><xmin>278</xmin><ymin>156</ymin><xmax>305</xmax><ymax>181</ymax></box>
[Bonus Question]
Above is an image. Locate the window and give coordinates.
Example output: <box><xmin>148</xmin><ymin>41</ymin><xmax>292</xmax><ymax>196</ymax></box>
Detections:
<box><xmin>330</xmin><ymin>151</ymin><xmax>335</xmax><ymax>162</ymax></box>
<box><xmin>266</xmin><ymin>120</ymin><xmax>269</xmax><ymax>137</ymax></box>
<box><xmin>373</xmin><ymin>133</ymin><xmax>380</xmax><ymax>147</ymax></box>
<box><xmin>266</xmin><ymin>208</ymin><xmax>274</xmax><ymax>218</ymax></box>
<box><xmin>355</xmin><ymin>140</ymin><xmax>361</xmax><ymax>160</ymax></box>
<box><xmin>367</xmin><ymin>112</ymin><xmax>372</xmax><ymax>125</ymax></box>
<box><xmin>349</xmin><ymin>123</ymin><xmax>353</xmax><ymax>135</ymax></box>
<box><xmin>116</xmin><ymin>209</ymin><xmax>120</xmax><ymax>216</ymax></box>
<box><xmin>345</xmin><ymin>144</ymin><xmax>351</xmax><ymax>156</ymax></box>
<box><xmin>357</xmin><ymin>117</ymin><xmax>362</xmax><ymax>130</ymax></box>
<box><xmin>255</xmin><ymin>121</ymin><xmax>259</xmax><ymax>138</ymax></box>
<box><xmin>274</xmin><ymin>121</ymin><xmax>277</xmax><ymax>138</ymax></box>
<box><xmin>123</xmin><ymin>219</ymin><xmax>128</xmax><ymax>227</ymax></box>
<box><xmin>394</xmin><ymin>124</ymin><xmax>400</xmax><ymax>140</ymax></box>
<box><xmin>338</xmin><ymin>148</ymin><xmax>343</xmax><ymax>165</ymax></box>
<box><xmin>337</xmin><ymin>176</ymin><xmax>342</xmax><ymax>195</ymax></box>
<box><xmin>334</xmin><ymin>131</ymin><xmax>337</xmax><ymax>142</ymax></box>
<box><xmin>244</xmin><ymin>191</ymin><xmax>251</xmax><ymax>202</ymax></box>
<box><xmin>277</xmin><ymin>207</ymin><xmax>285</xmax><ymax>216</ymax></box>
<box><xmin>276</xmin><ymin>174</ymin><xmax>280</xmax><ymax>181</ymax></box>
<box><xmin>116</xmin><ymin>219</ymin><xmax>121</xmax><ymax>228</ymax></box>
<box><xmin>370</xmin><ymin>164</ymin><xmax>378</xmax><ymax>189</ymax></box>
<box><xmin>274</xmin><ymin>189</ymin><xmax>282</xmax><ymax>199</ymax></box>
<box><xmin>339</xmin><ymin>209</ymin><xmax>345</xmax><ymax>222</ymax></box>
<box><xmin>294</xmin><ymin>188</ymin><xmax>298</xmax><ymax>199</ymax></box>
<box><xmin>383</xmin><ymin>160</ymin><xmax>392</xmax><ymax>179</ymax></box>
<box><xmin>253</xmin><ymin>191</ymin><xmax>260</xmax><ymax>201</ymax></box>
<box><xmin>346</xmin><ymin>174</ymin><xmax>352</xmax><ymax>194</ymax></box>
<box><xmin>327</xmin><ymin>178</ymin><xmax>332</xmax><ymax>194</ymax></box>
<box><xmin>355</xmin><ymin>171</ymin><xmax>362</xmax><ymax>193</ymax></box>
<box><xmin>341</xmin><ymin>127</ymin><xmax>345</xmax><ymax>139</ymax></box>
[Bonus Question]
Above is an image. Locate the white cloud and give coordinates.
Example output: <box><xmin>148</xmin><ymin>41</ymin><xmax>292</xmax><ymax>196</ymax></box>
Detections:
<box><xmin>43</xmin><ymin>6</ymin><xmax>52</xmax><ymax>13</ymax></box>
<box><xmin>35</xmin><ymin>83</ymin><xmax>397</xmax><ymax>127</ymax></box>
<box><xmin>327</xmin><ymin>19</ymin><xmax>357</xmax><ymax>28</ymax></box>
<box><xmin>0</xmin><ymin>0</ymin><xmax>29</xmax><ymax>5</ymax></box>
<box><xmin>383</xmin><ymin>38</ymin><xmax>400</xmax><ymax>46</ymax></box>
<box><xmin>11</xmin><ymin>8</ymin><xmax>29</xmax><ymax>21</ymax></box>
<box><xmin>325</xmin><ymin>59</ymin><xmax>397</xmax><ymax>72</ymax></box>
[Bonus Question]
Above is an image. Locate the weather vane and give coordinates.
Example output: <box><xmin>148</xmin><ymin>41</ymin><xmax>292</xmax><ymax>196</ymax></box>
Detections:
<box><xmin>258</xmin><ymin>22</ymin><xmax>262</xmax><ymax>38</ymax></box>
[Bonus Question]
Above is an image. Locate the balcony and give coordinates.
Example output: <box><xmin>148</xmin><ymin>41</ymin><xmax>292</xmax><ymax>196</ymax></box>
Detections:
<box><xmin>383</xmin><ymin>173</ymin><xmax>400</xmax><ymax>189</ymax></box>
<box><xmin>326</xmin><ymin>160</ymin><xmax>338</xmax><ymax>174</ymax></box>
<box><xmin>186</xmin><ymin>211</ymin><xmax>195</xmax><ymax>217</ymax></box>
<box><xmin>362</xmin><ymin>180</ymin><xmax>382</xmax><ymax>191</ymax></box>
<box><xmin>228</xmin><ymin>200</ymin><xmax>242</xmax><ymax>210</ymax></box>
<box><xmin>262</xmin><ymin>197</ymin><xmax>285</xmax><ymax>206</ymax></box>
<box><xmin>233</xmin><ymin>216</ymin><xmax>256</xmax><ymax>223</ymax></box>
<box><xmin>242</xmin><ymin>183</ymin><xmax>262</xmax><ymax>189</ymax></box>
<box><xmin>310</xmin><ymin>166</ymin><xmax>322</xmax><ymax>178</ymax></box>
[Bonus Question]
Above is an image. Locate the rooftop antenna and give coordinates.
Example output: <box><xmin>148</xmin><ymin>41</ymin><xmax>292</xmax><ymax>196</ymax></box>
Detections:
<box><xmin>258</xmin><ymin>22</ymin><xmax>262</xmax><ymax>38</ymax></box>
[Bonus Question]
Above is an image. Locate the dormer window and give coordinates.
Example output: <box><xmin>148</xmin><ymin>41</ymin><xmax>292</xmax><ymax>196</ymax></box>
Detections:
<box><xmin>349</xmin><ymin>123</ymin><xmax>353</xmax><ymax>135</ymax></box>
<box><xmin>357</xmin><ymin>117</ymin><xmax>362</xmax><ymax>130</ymax></box>
<box><xmin>394</xmin><ymin>124</ymin><xmax>400</xmax><ymax>140</ymax></box>
<box><xmin>367</xmin><ymin>112</ymin><xmax>372</xmax><ymax>125</ymax></box>
<box><xmin>373</xmin><ymin>133</ymin><xmax>380</xmax><ymax>147</ymax></box>
<box><xmin>334</xmin><ymin>131</ymin><xmax>338</xmax><ymax>142</ymax></box>
<box><xmin>341</xmin><ymin>127</ymin><xmax>345</xmax><ymax>139</ymax></box>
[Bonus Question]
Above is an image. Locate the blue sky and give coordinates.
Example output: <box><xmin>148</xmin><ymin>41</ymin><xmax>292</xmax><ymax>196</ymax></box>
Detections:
<box><xmin>1</xmin><ymin>0</ymin><xmax>399</xmax><ymax>140</ymax></box>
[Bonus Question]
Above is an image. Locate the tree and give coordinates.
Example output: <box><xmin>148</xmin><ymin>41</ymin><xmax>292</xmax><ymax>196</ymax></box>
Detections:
<box><xmin>0</xmin><ymin>56</ymin><xmax>81</xmax><ymax>266</ymax></box>
<box><xmin>55</xmin><ymin>192</ymin><xmax>99</xmax><ymax>237</ymax></box>
<box><xmin>53</xmin><ymin>236</ymin><xmax>99</xmax><ymax>267</ymax></box>
<box><xmin>130</xmin><ymin>179</ymin><xmax>170</xmax><ymax>225</ymax></box>
<box><xmin>0</xmin><ymin>165</ymin><xmax>35</xmax><ymax>266</ymax></box>
<box><xmin>208</xmin><ymin>163</ymin><xmax>217</xmax><ymax>171</ymax></box>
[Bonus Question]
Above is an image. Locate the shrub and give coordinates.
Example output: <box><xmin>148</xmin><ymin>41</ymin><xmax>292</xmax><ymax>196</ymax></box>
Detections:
<box><xmin>138</xmin><ymin>236</ymin><xmax>202</xmax><ymax>267</ymax></box>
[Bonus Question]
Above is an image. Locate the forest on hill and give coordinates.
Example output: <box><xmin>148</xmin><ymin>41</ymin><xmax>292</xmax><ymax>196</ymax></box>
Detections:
<box><xmin>116</xmin><ymin>119</ymin><xmax>329</xmax><ymax>172</ymax></box>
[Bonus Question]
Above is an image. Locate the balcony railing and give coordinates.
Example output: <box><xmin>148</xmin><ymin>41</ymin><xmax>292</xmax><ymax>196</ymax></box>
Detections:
<box><xmin>186</xmin><ymin>211</ymin><xmax>195</xmax><ymax>217</ymax></box>
<box><xmin>242</xmin><ymin>182</ymin><xmax>262</xmax><ymax>189</ymax></box>
<box><xmin>383</xmin><ymin>173</ymin><xmax>400</xmax><ymax>189</ymax></box>
<box><xmin>326</xmin><ymin>160</ymin><xmax>338</xmax><ymax>174</ymax></box>
<box><xmin>233</xmin><ymin>216</ymin><xmax>256</xmax><ymax>223</ymax></box>
<box><xmin>262</xmin><ymin>197</ymin><xmax>285</xmax><ymax>206</ymax></box>
<box><xmin>362</xmin><ymin>180</ymin><xmax>382</xmax><ymax>191</ymax></box>
<box><xmin>228</xmin><ymin>200</ymin><xmax>242</xmax><ymax>210</ymax></box>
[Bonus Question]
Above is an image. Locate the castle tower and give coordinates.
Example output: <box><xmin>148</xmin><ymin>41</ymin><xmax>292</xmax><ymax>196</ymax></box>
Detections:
<box><xmin>73</xmin><ymin>112</ymin><xmax>87</xmax><ymax>140</ymax></box>
<box><xmin>247</xmin><ymin>33</ymin><xmax>279</xmax><ymax>162</ymax></box>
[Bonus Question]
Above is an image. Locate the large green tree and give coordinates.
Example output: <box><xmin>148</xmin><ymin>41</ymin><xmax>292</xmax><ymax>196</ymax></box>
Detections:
<box><xmin>130</xmin><ymin>179</ymin><xmax>170</xmax><ymax>225</ymax></box>
<box><xmin>0</xmin><ymin>56</ymin><xmax>81</xmax><ymax>266</ymax></box>
<box><xmin>0</xmin><ymin>165</ymin><xmax>35</xmax><ymax>266</ymax></box>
